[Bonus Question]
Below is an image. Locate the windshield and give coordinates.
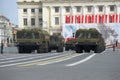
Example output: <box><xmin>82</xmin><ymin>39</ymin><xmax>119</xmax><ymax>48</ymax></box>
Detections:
<box><xmin>77</xmin><ymin>32</ymin><xmax>99</xmax><ymax>38</ymax></box>
<box><xmin>17</xmin><ymin>32</ymin><xmax>39</xmax><ymax>39</ymax></box>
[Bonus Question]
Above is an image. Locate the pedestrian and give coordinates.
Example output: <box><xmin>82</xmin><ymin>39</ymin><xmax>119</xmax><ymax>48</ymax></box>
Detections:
<box><xmin>116</xmin><ymin>40</ymin><xmax>118</xmax><ymax>47</ymax></box>
<box><xmin>113</xmin><ymin>44</ymin><xmax>115</xmax><ymax>52</ymax></box>
<box><xmin>1</xmin><ymin>41</ymin><xmax>4</xmax><ymax>54</ymax></box>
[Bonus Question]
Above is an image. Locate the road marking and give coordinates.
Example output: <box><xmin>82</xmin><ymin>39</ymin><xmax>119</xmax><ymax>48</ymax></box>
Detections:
<box><xmin>66</xmin><ymin>54</ymin><xmax>96</xmax><ymax>67</ymax></box>
<box><xmin>18</xmin><ymin>53</ymin><xmax>83</xmax><ymax>67</ymax></box>
<box><xmin>0</xmin><ymin>54</ymin><xmax>42</xmax><ymax>61</ymax></box>
<box><xmin>0</xmin><ymin>53</ymin><xmax>73</xmax><ymax>68</ymax></box>
<box><xmin>0</xmin><ymin>53</ymin><xmax>63</xmax><ymax>64</ymax></box>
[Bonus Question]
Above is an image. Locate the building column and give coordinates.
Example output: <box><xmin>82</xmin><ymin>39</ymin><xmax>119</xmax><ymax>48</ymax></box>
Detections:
<box><xmin>116</xmin><ymin>5</ymin><xmax>119</xmax><ymax>22</ymax></box>
<box><xmin>28</xmin><ymin>8</ymin><xmax>31</xmax><ymax>28</ymax></box>
<box><xmin>71</xmin><ymin>6</ymin><xmax>76</xmax><ymax>24</ymax></box>
<box><xmin>105</xmin><ymin>5</ymin><xmax>109</xmax><ymax>23</ymax></box>
<box><xmin>35</xmin><ymin>8</ymin><xmax>39</xmax><ymax>28</ymax></box>
<box><xmin>18</xmin><ymin>8</ymin><xmax>23</xmax><ymax>29</ymax></box>
<box><xmin>60</xmin><ymin>6</ymin><xmax>64</xmax><ymax>28</ymax></box>
<box><xmin>49</xmin><ymin>6</ymin><xmax>54</xmax><ymax>34</ymax></box>
<box><xmin>94</xmin><ymin>5</ymin><xmax>97</xmax><ymax>23</ymax></box>
<box><xmin>82</xmin><ymin>6</ymin><xmax>86</xmax><ymax>23</ymax></box>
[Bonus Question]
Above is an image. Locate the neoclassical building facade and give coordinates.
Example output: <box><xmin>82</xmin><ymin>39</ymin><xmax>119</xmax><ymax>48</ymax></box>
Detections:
<box><xmin>17</xmin><ymin>0</ymin><xmax>120</xmax><ymax>35</ymax></box>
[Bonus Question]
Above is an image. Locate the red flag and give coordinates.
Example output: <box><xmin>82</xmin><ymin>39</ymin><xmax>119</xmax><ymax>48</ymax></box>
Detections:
<box><xmin>75</xmin><ymin>15</ymin><xmax>80</xmax><ymax>23</ymax></box>
<box><xmin>85</xmin><ymin>15</ymin><xmax>87</xmax><ymax>23</ymax></box>
<box><xmin>92</xmin><ymin>15</ymin><xmax>94</xmax><ymax>23</ymax></box>
<box><xmin>116</xmin><ymin>14</ymin><xmax>118</xmax><ymax>23</ymax></box>
<box><xmin>88</xmin><ymin>16</ymin><xmax>90</xmax><ymax>23</ymax></box>
<box><xmin>89</xmin><ymin>16</ymin><xmax>92</xmax><ymax>23</ymax></box>
<box><xmin>98</xmin><ymin>15</ymin><xmax>101</xmax><ymax>23</ymax></box>
<box><xmin>119</xmin><ymin>14</ymin><xmax>120</xmax><ymax>22</ymax></box>
<box><xmin>102</xmin><ymin>15</ymin><xmax>104</xmax><ymax>23</ymax></box>
<box><xmin>95</xmin><ymin>15</ymin><xmax>97</xmax><ymax>23</ymax></box>
<box><xmin>72</xmin><ymin>16</ymin><xmax>74</xmax><ymax>23</ymax></box>
<box><xmin>65</xmin><ymin>15</ymin><xmax>70</xmax><ymax>23</ymax></box>
<box><xmin>112</xmin><ymin>15</ymin><xmax>114</xmax><ymax>23</ymax></box>
<box><xmin>82</xmin><ymin>15</ymin><xmax>84</xmax><ymax>23</ymax></box>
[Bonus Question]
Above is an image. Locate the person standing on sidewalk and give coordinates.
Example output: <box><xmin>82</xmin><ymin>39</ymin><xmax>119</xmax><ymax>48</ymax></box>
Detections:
<box><xmin>113</xmin><ymin>44</ymin><xmax>115</xmax><ymax>52</ymax></box>
<box><xmin>1</xmin><ymin>40</ymin><xmax>4</xmax><ymax>54</ymax></box>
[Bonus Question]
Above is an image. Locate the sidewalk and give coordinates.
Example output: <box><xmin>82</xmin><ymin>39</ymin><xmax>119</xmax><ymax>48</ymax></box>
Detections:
<box><xmin>2</xmin><ymin>46</ymin><xmax>18</xmax><ymax>54</ymax></box>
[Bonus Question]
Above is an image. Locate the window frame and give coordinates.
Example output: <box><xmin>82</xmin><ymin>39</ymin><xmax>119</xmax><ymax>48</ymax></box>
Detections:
<box><xmin>31</xmin><ymin>18</ymin><xmax>35</xmax><ymax>26</ymax></box>
<box><xmin>23</xmin><ymin>18</ymin><xmax>27</xmax><ymax>26</ymax></box>
<box><xmin>23</xmin><ymin>9</ymin><xmax>27</xmax><ymax>13</ymax></box>
<box><xmin>98</xmin><ymin>6</ymin><xmax>103</xmax><ymax>12</ymax></box>
<box><xmin>54</xmin><ymin>7</ymin><xmax>59</xmax><ymax>13</ymax></box>
<box><xmin>110</xmin><ymin>5</ymin><xmax>115</xmax><ymax>12</ymax></box>
<box><xmin>55</xmin><ymin>17</ymin><xmax>59</xmax><ymax>25</ymax></box>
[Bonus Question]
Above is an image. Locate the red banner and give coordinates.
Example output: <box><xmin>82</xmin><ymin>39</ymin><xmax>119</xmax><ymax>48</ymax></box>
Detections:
<box><xmin>65</xmin><ymin>14</ymin><xmax>119</xmax><ymax>24</ymax></box>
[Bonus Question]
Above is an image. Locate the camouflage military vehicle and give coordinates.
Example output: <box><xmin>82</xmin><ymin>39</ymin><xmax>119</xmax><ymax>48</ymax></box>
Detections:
<box><xmin>65</xmin><ymin>38</ymin><xmax>75</xmax><ymax>51</ymax></box>
<box><xmin>75</xmin><ymin>28</ymin><xmax>105</xmax><ymax>53</ymax></box>
<box><xmin>16</xmin><ymin>29</ymin><xmax>50</xmax><ymax>53</ymax></box>
<box><xmin>49</xmin><ymin>34</ymin><xmax>64</xmax><ymax>52</ymax></box>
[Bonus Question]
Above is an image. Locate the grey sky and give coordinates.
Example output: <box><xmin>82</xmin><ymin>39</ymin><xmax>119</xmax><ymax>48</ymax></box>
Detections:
<box><xmin>0</xmin><ymin>0</ymin><xmax>18</xmax><ymax>25</ymax></box>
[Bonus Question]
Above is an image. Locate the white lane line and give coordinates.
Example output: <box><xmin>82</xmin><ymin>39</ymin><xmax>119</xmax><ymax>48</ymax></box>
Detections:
<box><xmin>0</xmin><ymin>52</ymin><xmax>63</xmax><ymax>61</ymax></box>
<box><xmin>0</xmin><ymin>54</ymin><xmax>42</xmax><ymax>61</ymax></box>
<box><xmin>66</xmin><ymin>54</ymin><xmax>96</xmax><ymax>67</ymax></box>
<box><xmin>37</xmin><ymin>53</ymin><xmax>84</xmax><ymax>66</ymax></box>
<box><xmin>0</xmin><ymin>53</ymin><xmax>71</xmax><ymax>64</ymax></box>
<box><xmin>0</xmin><ymin>53</ymin><xmax>73</xmax><ymax>68</ymax></box>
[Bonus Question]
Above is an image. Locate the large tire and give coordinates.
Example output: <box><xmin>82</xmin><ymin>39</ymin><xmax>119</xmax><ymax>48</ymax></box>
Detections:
<box><xmin>94</xmin><ymin>46</ymin><xmax>101</xmax><ymax>53</ymax></box>
<box><xmin>65</xmin><ymin>46</ymin><xmax>69</xmax><ymax>51</ymax></box>
<box><xmin>75</xmin><ymin>47</ymin><xmax>82</xmax><ymax>53</ymax></box>
<box><xmin>37</xmin><ymin>46</ymin><xmax>48</xmax><ymax>53</ymax></box>
<box><xmin>57</xmin><ymin>46</ymin><xmax>63</xmax><ymax>52</ymax></box>
<box><xmin>18</xmin><ymin>47</ymin><xmax>24</xmax><ymax>53</ymax></box>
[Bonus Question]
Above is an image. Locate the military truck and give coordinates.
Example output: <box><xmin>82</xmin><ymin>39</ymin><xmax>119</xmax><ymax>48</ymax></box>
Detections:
<box><xmin>16</xmin><ymin>29</ymin><xmax>50</xmax><ymax>53</ymax></box>
<box><xmin>75</xmin><ymin>28</ymin><xmax>105</xmax><ymax>53</ymax></box>
<box><xmin>48</xmin><ymin>34</ymin><xmax>64</xmax><ymax>52</ymax></box>
<box><xmin>65</xmin><ymin>38</ymin><xmax>75</xmax><ymax>51</ymax></box>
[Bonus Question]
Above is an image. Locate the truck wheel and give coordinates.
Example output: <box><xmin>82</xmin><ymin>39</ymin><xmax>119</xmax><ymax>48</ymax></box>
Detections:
<box><xmin>18</xmin><ymin>47</ymin><xmax>24</xmax><ymax>53</ymax></box>
<box><xmin>94</xmin><ymin>46</ymin><xmax>101</xmax><ymax>53</ymax></box>
<box><xmin>65</xmin><ymin>47</ymin><xmax>69</xmax><ymax>51</ymax></box>
<box><xmin>75</xmin><ymin>48</ymin><xmax>82</xmax><ymax>53</ymax></box>
<box><xmin>44</xmin><ymin>48</ymin><xmax>48</xmax><ymax>53</ymax></box>
<box><xmin>57</xmin><ymin>47</ymin><xmax>63</xmax><ymax>52</ymax></box>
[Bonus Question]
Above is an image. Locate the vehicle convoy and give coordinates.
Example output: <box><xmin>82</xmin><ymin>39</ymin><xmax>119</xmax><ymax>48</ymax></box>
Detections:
<box><xmin>16</xmin><ymin>29</ymin><xmax>50</xmax><ymax>53</ymax></box>
<box><xmin>65</xmin><ymin>38</ymin><xmax>76</xmax><ymax>51</ymax></box>
<box><xmin>75</xmin><ymin>28</ymin><xmax>106</xmax><ymax>53</ymax></box>
<box><xmin>49</xmin><ymin>34</ymin><xmax>64</xmax><ymax>52</ymax></box>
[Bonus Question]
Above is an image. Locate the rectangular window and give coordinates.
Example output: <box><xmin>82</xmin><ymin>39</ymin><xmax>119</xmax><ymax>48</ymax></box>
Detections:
<box><xmin>31</xmin><ymin>9</ymin><xmax>35</xmax><ymax>13</ymax></box>
<box><xmin>87</xmin><ymin>6</ymin><xmax>92</xmax><ymax>12</ymax></box>
<box><xmin>65</xmin><ymin>7</ymin><xmax>70</xmax><ymax>12</ymax></box>
<box><xmin>23</xmin><ymin>18</ymin><xmax>27</xmax><ymax>26</ymax></box>
<box><xmin>55</xmin><ymin>7</ymin><xmax>59</xmax><ymax>13</ymax></box>
<box><xmin>76</xmin><ymin>6</ymin><xmax>81</xmax><ymax>12</ymax></box>
<box><xmin>39</xmin><ymin>18</ymin><xmax>42</xmax><ymax>25</ymax></box>
<box><xmin>55</xmin><ymin>17</ymin><xmax>59</xmax><ymax>25</ymax></box>
<box><xmin>110</xmin><ymin>5</ymin><xmax>115</xmax><ymax>11</ymax></box>
<box><xmin>23</xmin><ymin>9</ymin><xmax>27</xmax><ymax>13</ymax></box>
<box><xmin>39</xmin><ymin>8</ymin><xmax>42</xmax><ymax>13</ymax></box>
<box><xmin>31</xmin><ymin>18</ymin><xmax>35</xmax><ymax>26</ymax></box>
<box><xmin>98</xmin><ymin>6</ymin><xmax>103</xmax><ymax>12</ymax></box>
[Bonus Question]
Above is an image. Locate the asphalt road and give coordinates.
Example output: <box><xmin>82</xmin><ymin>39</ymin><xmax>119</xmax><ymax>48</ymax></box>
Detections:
<box><xmin>0</xmin><ymin>48</ymin><xmax>120</xmax><ymax>80</ymax></box>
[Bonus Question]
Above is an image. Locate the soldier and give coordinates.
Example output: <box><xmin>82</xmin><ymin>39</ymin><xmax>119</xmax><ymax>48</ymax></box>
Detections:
<box><xmin>113</xmin><ymin>44</ymin><xmax>115</xmax><ymax>52</ymax></box>
<box><xmin>1</xmin><ymin>40</ymin><xmax>4</xmax><ymax>54</ymax></box>
<box><xmin>116</xmin><ymin>40</ymin><xmax>118</xmax><ymax>47</ymax></box>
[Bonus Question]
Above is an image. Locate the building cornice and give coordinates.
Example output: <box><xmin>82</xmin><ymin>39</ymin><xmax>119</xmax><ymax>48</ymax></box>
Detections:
<box><xmin>17</xmin><ymin>2</ymin><xmax>41</xmax><ymax>5</ymax></box>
